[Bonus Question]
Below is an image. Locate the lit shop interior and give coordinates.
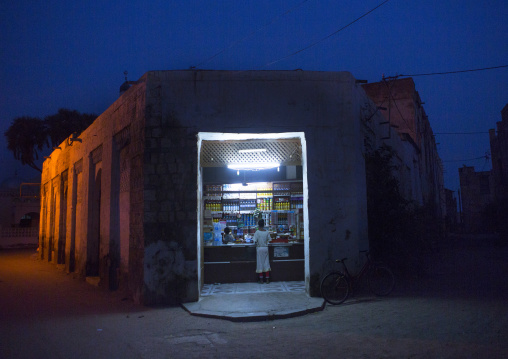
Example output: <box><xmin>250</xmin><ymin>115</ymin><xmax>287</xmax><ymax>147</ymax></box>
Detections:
<box><xmin>197</xmin><ymin>133</ymin><xmax>308</xmax><ymax>285</ymax></box>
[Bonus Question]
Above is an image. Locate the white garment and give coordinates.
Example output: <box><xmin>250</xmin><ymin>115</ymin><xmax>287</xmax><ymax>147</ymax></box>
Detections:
<box><xmin>253</xmin><ymin>230</ymin><xmax>271</xmax><ymax>273</ymax></box>
<box><xmin>253</xmin><ymin>229</ymin><xmax>271</xmax><ymax>247</ymax></box>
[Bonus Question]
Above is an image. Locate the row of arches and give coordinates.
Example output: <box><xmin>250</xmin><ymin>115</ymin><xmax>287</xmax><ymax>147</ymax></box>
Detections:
<box><xmin>39</xmin><ymin>130</ymin><xmax>131</xmax><ymax>291</ymax></box>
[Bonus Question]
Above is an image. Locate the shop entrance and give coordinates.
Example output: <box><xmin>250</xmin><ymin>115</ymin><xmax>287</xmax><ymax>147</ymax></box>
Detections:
<box><xmin>197</xmin><ymin>132</ymin><xmax>309</xmax><ymax>295</ymax></box>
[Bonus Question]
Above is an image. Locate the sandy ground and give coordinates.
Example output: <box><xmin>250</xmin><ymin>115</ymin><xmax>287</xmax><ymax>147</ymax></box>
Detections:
<box><xmin>0</xmin><ymin>235</ymin><xmax>507</xmax><ymax>359</ymax></box>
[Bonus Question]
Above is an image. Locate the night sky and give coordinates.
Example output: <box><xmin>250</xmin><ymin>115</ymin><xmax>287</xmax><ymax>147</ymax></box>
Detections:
<box><xmin>1</xmin><ymin>0</ymin><xmax>507</xmax><ymax>193</ymax></box>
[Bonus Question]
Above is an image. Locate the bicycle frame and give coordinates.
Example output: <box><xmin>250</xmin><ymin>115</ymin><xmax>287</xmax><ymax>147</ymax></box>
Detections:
<box><xmin>321</xmin><ymin>250</ymin><xmax>395</xmax><ymax>305</ymax></box>
<box><xmin>337</xmin><ymin>251</ymin><xmax>372</xmax><ymax>284</ymax></box>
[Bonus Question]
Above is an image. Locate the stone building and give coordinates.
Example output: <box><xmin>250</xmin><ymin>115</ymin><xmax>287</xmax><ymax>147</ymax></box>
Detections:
<box><xmin>443</xmin><ymin>188</ymin><xmax>458</xmax><ymax>233</ymax></box>
<box><xmin>362</xmin><ymin>78</ymin><xmax>444</xmax><ymax>216</ymax></box>
<box><xmin>39</xmin><ymin>70</ymin><xmax>438</xmax><ymax>305</ymax></box>
<box><xmin>458</xmin><ymin>104</ymin><xmax>508</xmax><ymax>233</ymax></box>
<box><xmin>458</xmin><ymin>166</ymin><xmax>493</xmax><ymax>233</ymax></box>
<box><xmin>0</xmin><ymin>177</ymin><xmax>40</xmax><ymax>248</ymax></box>
<box><xmin>489</xmin><ymin>103</ymin><xmax>508</xmax><ymax>199</ymax></box>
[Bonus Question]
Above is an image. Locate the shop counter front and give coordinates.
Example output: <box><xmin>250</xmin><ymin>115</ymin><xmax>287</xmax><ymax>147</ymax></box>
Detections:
<box><xmin>203</xmin><ymin>243</ymin><xmax>304</xmax><ymax>284</ymax></box>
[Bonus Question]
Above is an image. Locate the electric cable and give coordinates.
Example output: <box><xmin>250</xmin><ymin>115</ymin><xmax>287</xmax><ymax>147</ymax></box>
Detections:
<box><xmin>481</xmin><ymin>156</ymin><xmax>490</xmax><ymax>171</ymax></box>
<box><xmin>382</xmin><ymin>77</ymin><xmax>416</xmax><ymax>136</ymax></box>
<box><xmin>442</xmin><ymin>154</ymin><xmax>490</xmax><ymax>163</ymax></box>
<box><xmin>434</xmin><ymin>131</ymin><xmax>490</xmax><ymax>135</ymax></box>
<box><xmin>399</xmin><ymin>65</ymin><xmax>508</xmax><ymax>77</ymax></box>
<box><xmin>263</xmin><ymin>0</ymin><xmax>390</xmax><ymax>68</ymax></box>
<box><xmin>195</xmin><ymin>0</ymin><xmax>310</xmax><ymax>68</ymax></box>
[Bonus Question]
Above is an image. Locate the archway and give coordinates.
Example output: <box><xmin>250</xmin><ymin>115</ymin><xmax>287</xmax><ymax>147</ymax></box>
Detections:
<box><xmin>86</xmin><ymin>168</ymin><xmax>101</xmax><ymax>277</ymax></box>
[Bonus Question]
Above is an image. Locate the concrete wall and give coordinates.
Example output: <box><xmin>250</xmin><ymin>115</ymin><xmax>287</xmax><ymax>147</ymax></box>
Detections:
<box><xmin>39</xmin><ymin>80</ymin><xmax>147</xmax><ymax>299</ymax></box>
<box><xmin>142</xmin><ymin>70</ymin><xmax>369</xmax><ymax>301</ymax></box>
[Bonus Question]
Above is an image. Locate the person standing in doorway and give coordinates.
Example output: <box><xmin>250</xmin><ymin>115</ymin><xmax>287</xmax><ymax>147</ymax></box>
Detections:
<box><xmin>253</xmin><ymin>219</ymin><xmax>271</xmax><ymax>283</ymax></box>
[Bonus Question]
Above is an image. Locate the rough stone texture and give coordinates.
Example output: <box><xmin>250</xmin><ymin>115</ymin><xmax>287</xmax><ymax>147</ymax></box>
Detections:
<box><xmin>143</xmin><ymin>70</ymin><xmax>369</xmax><ymax>300</ymax></box>
<box><xmin>40</xmin><ymin>79</ymin><xmax>147</xmax><ymax>300</ymax></box>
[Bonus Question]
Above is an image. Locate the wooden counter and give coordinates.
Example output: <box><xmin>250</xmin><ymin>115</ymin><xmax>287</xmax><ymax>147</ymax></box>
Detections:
<box><xmin>204</xmin><ymin>243</ymin><xmax>304</xmax><ymax>284</ymax></box>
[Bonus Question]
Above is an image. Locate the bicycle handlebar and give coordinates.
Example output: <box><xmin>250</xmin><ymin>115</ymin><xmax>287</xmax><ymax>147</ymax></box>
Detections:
<box><xmin>334</xmin><ymin>251</ymin><xmax>370</xmax><ymax>263</ymax></box>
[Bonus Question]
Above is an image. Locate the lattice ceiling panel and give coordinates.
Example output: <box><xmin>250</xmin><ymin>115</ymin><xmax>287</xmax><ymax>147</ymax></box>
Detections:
<box><xmin>201</xmin><ymin>139</ymin><xmax>302</xmax><ymax>167</ymax></box>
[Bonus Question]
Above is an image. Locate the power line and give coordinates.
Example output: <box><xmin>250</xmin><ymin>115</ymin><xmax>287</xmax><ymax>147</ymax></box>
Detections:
<box><xmin>442</xmin><ymin>154</ymin><xmax>490</xmax><ymax>163</ymax></box>
<box><xmin>434</xmin><ymin>131</ymin><xmax>489</xmax><ymax>135</ymax></box>
<box><xmin>382</xmin><ymin>77</ymin><xmax>416</xmax><ymax>136</ymax></box>
<box><xmin>195</xmin><ymin>0</ymin><xmax>310</xmax><ymax>68</ymax></box>
<box><xmin>399</xmin><ymin>65</ymin><xmax>508</xmax><ymax>77</ymax></box>
<box><xmin>263</xmin><ymin>0</ymin><xmax>390</xmax><ymax>68</ymax></box>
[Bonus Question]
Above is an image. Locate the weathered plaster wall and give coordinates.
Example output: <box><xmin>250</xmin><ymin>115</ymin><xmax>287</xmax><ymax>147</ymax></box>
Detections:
<box><xmin>40</xmin><ymin>79</ymin><xmax>147</xmax><ymax>300</ymax></box>
<box><xmin>362</xmin><ymin>78</ymin><xmax>444</xmax><ymax>214</ymax></box>
<box><xmin>142</xmin><ymin>70</ymin><xmax>369</xmax><ymax>301</ymax></box>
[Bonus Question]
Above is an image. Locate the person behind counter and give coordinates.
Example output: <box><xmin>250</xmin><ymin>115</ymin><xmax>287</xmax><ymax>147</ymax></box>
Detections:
<box><xmin>223</xmin><ymin>227</ymin><xmax>235</xmax><ymax>244</ymax></box>
<box><xmin>253</xmin><ymin>219</ymin><xmax>271</xmax><ymax>283</ymax></box>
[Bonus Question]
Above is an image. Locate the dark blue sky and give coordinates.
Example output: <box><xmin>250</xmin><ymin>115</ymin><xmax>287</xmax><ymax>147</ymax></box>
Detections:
<box><xmin>1</xmin><ymin>0</ymin><xmax>507</xmax><ymax>192</ymax></box>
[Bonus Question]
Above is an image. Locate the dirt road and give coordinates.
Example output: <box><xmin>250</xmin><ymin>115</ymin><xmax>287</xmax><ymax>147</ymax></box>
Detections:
<box><xmin>1</xmin><ymin>235</ymin><xmax>507</xmax><ymax>358</ymax></box>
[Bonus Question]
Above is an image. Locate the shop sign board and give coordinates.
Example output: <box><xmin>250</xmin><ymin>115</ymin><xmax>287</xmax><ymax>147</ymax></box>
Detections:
<box><xmin>273</xmin><ymin>246</ymin><xmax>289</xmax><ymax>258</ymax></box>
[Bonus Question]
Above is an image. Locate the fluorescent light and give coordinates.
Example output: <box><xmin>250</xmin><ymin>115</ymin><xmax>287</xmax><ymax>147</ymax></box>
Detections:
<box><xmin>238</xmin><ymin>148</ymin><xmax>267</xmax><ymax>153</ymax></box>
<box><xmin>227</xmin><ymin>162</ymin><xmax>280</xmax><ymax>171</ymax></box>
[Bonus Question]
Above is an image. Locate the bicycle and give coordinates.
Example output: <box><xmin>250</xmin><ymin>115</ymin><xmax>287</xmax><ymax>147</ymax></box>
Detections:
<box><xmin>320</xmin><ymin>250</ymin><xmax>395</xmax><ymax>305</ymax></box>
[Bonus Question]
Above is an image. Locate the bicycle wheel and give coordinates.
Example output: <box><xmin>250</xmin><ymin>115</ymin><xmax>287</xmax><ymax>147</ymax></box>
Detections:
<box><xmin>320</xmin><ymin>272</ymin><xmax>349</xmax><ymax>305</ymax></box>
<box><xmin>367</xmin><ymin>264</ymin><xmax>395</xmax><ymax>296</ymax></box>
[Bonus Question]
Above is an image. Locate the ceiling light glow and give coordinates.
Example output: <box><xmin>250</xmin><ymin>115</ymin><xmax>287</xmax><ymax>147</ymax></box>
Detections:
<box><xmin>227</xmin><ymin>162</ymin><xmax>280</xmax><ymax>171</ymax></box>
<box><xmin>238</xmin><ymin>148</ymin><xmax>267</xmax><ymax>153</ymax></box>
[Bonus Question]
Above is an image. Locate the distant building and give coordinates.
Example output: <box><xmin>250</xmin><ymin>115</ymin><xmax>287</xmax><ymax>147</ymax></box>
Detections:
<box><xmin>458</xmin><ymin>166</ymin><xmax>493</xmax><ymax>233</ymax></box>
<box><xmin>489</xmin><ymin>104</ymin><xmax>508</xmax><ymax>199</ymax></box>
<box><xmin>362</xmin><ymin>77</ymin><xmax>444</xmax><ymax>217</ymax></box>
<box><xmin>444</xmin><ymin>188</ymin><xmax>458</xmax><ymax>232</ymax></box>
<box><xmin>458</xmin><ymin>104</ymin><xmax>508</xmax><ymax>233</ymax></box>
<box><xmin>0</xmin><ymin>176</ymin><xmax>40</xmax><ymax>248</ymax></box>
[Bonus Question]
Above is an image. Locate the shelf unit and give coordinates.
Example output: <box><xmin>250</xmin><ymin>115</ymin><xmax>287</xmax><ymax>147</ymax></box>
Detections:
<box><xmin>204</xmin><ymin>181</ymin><xmax>303</xmax><ymax>212</ymax></box>
<box><xmin>203</xmin><ymin>181</ymin><xmax>304</xmax><ymax>236</ymax></box>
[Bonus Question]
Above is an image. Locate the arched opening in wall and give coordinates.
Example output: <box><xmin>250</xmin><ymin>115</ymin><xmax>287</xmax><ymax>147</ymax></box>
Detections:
<box><xmin>49</xmin><ymin>181</ymin><xmax>57</xmax><ymax>262</ymax></box>
<box><xmin>109</xmin><ymin>135</ymin><xmax>130</xmax><ymax>291</ymax></box>
<box><xmin>57</xmin><ymin>171</ymin><xmax>68</xmax><ymax>265</ymax></box>
<box><xmin>87</xmin><ymin>167</ymin><xmax>101</xmax><ymax>277</ymax></box>
<box><xmin>70</xmin><ymin>160</ymin><xmax>83</xmax><ymax>273</ymax></box>
<box><xmin>197</xmin><ymin>132</ymin><xmax>309</xmax><ymax>296</ymax></box>
<box><xmin>118</xmin><ymin>146</ymin><xmax>130</xmax><ymax>290</ymax></box>
<box><xmin>40</xmin><ymin>183</ymin><xmax>49</xmax><ymax>260</ymax></box>
<box><xmin>69</xmin><ymin>174</ymin><xmax>76</xmax><ymax>271</ymax></box>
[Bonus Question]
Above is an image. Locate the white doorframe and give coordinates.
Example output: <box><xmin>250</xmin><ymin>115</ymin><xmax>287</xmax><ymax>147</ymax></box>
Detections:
<box><xmin>196</xmin><ymin>132</ymin><xmax>309</xmax><ymax>295</ymax></box>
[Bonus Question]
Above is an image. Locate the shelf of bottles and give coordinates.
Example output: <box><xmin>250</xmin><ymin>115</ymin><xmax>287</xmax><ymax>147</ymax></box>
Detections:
<box><xmin>204</xmin><ymin>183</ymin><xmax>302</xmax><ymax>210</ymax></box>
<box><xmin>203</xmin><ymin>181</ymin><xmax>303</xmax><ymax>230</ymax></box>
